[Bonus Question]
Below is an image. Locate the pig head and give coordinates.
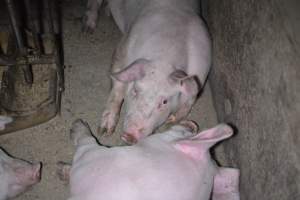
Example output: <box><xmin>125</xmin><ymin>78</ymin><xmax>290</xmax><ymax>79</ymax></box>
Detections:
<box><xmin>112</xmin><ymin>59</ymin><xmax>200</xmax><ymax>144</ymax></box>
<box><xmin>0</xmin><ymin>148</ymin><xmax>41</xmax><ymax>200</ymax></box>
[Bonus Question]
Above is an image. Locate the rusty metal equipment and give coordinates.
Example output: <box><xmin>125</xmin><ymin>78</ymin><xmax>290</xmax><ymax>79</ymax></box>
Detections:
<box><xmin>0</xmin><ymin>0</ymin><xmax>64</xmax><ymax>134</ymax></box>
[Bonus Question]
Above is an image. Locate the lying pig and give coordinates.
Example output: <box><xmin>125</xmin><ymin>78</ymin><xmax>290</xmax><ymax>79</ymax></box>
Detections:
<box><xmin>58</xmin><ymin>119</ymin><xmax>240</xmax><ymax>200</ymax></box>
<box><xmin>0</xmin><ymin>116</ymin><xmax>13</xmax><ymax>131</ymax></box>
<box><xmin>84</xmin><ymin>0</ymin><xmax>212</xmax><ymax>143</ymax></box>
<box><xmin>0</xmin><ymin>148</ymin><xmax>41</xmax><ymax>200</ymax></box>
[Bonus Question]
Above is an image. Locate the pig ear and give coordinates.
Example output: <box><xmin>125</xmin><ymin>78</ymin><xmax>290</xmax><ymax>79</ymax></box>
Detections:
<box><xmin>169</xmin><ymin>70</ymin><xmax>200</xmax><ymax>97</ymax></box>
<box><xmin>111</xmin><ymin>59</ymin><xmax>150</xmax><ymax>82</ymax></box>
<box><xmin>191</xmin><ymin>124</ymin><xmax>233</xmax><ymax>147</ymax></box>
<box><xmin>173</xmin><ymin>124</ymin><xmax>233</xmax><ymax>159</ymax></box>
<box><xmin>212</xmin><ymin>168</ymin><xmax>240</xmax><ymax>200</ymax></box>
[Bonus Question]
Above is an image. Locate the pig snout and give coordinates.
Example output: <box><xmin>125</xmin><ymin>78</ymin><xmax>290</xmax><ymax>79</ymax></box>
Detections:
<box><xmin>3</xmin><ymin>158</ymin><xmax>42</xmax><ymax>199</ymax></box>
<box><xmin>121</xmin><ymin>132</ymin><xmax>140</xmax><ymax>144</ymax></box>
<box><xmin>15</xmin><ymin>162</ymin><xmax>42</xmax><ymax>185</ymax></box>
<box><xmin>29</xmin><ymin>163</ymin><xmax>42</xmax><ymax>184</ymax></box>
<box><xmin>122</xmin><ymin>120</ymin><xmax>149</xmax><ymax>144</ymax></box>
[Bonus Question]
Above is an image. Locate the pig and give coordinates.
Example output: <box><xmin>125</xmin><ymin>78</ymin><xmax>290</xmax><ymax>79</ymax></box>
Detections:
<box><xmin>0</xmin><ymin>148</ymin><xmax>41</xmax><ymax>200</ymax></box>
<box><xmin>58</xmin><ymin>119</ymin><xmax>240</xmax><ymax>200</ymax></box>
<box><xmin>84</xmin><ymin>0</ymin><xmax>212</xmax><ymax>143</ymax></box>
<box><xmin>0</xmin><ymin>116</ymin><xmax>13</xmax><ymax>131</ymax></box>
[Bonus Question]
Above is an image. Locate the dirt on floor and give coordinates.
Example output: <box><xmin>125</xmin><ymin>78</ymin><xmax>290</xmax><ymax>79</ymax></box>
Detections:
<box><xmin>0</xmin><ymin>1</ymin><xmax>217</xmax><ymax>199</ymax></box>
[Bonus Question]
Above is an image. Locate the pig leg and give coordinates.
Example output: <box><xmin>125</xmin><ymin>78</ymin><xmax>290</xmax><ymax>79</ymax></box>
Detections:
<box><xmin>212</xmin><ymin>167</ymin><xmax>240</xmax><ymax>200</ymax></box>
<box><xmin>100</xmin><ymin>40</ymin><xmax>127</xmax><ymax>136</ymax></box>
<box><xmin>100</xmin><ymin>80</ymin><xmax>125</xmax><ymax>136</ymax></box>
<box><xmin>83</xmin><ymin>0</ymin><xmax>104</xmax><ymax>33</ymax></box>
<box><xmin>56</xmin><ymin>161</ymin><xmax>71</xmax><ymax>183</ymax></box>
<box><xmin>70</xmin><ymin>119</ymin><xmax>104</xmax><ymax>164</ymax></box>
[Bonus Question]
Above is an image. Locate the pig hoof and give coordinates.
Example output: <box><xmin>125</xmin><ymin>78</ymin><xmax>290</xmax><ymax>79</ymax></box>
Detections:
<box><xmin>81</xmin><ymin>16</ymin><xmax>96</xmax><ymax>34</ymax></box>
<box><xmin>121</xmin><ymin>133</ymin><xmax>138</xmax><ymax>145</ymax></box>
<box><xmin>98</xmin><ymin>127</ymin><xmax>110</xmax><ymax>137</ymax></box>
<box><xmin>179</xmin><ymin>120</ymin><xmax>199</xmax><ymax>133</ymax></box>
<box><xmin>166</xmin><ymin>114</ymin><xmax>177</xmax><ymax>124</ymax></box>
<box><xmin>70</xmin><ymin>119</ymin><xmax>92</xmax><ymax>144</ymax></box>
<box><xmin>56</xmin><ymin>161</ymin><xmax>71</xmax><ymax>182</ymax></box>
<box><xmin>100</xmin><ymin>111</ymin><xmax>118</xmax><ymax>136</ymax></box>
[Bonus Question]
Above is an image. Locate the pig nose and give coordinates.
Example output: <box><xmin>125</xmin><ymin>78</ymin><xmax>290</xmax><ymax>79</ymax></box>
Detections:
<box><xmin>121</xmin><ymin>133</ymin><xmax>138</xmax><ymax>144</ymax></box>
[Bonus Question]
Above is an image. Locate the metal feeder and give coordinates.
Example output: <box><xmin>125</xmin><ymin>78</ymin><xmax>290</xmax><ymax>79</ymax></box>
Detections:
<box><xmin>0</xmin><ymin>0</ymin><xmax>64</xmax><ymax>134</ymax></box>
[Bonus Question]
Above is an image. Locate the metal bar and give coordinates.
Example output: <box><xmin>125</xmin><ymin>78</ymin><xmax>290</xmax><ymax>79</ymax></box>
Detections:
<box><xmin>5</xmin><ymin>0</ymin><xmax>25</xmax><ymax>54</ymax></box>
<box><xmin>43</xmin><ymin>0</ymin><xmax>64</xmax><ymax>114</ymax></box>
<box><xmin>24</xmin><ymin>0</ymin><xmax>42</xmax><ymax>54</ymax></box>
<box><xmin>5</xmin><ymin>0</ymin><xmax>33</xmax><ymax>84</ymax></box>
<box><xmin>42</xmin><ymin>0</ymin><xmax>55</xmax><ymax>36</ymax></box>
<box><xmin>0</xmin><ymin>55</ymin><xmax>16</xmax><ymax>66</ymax></box>
<box><xmin>0</xmin><ymin>54</ymin><xmax>55</xmax><ymax>66</ymax></box>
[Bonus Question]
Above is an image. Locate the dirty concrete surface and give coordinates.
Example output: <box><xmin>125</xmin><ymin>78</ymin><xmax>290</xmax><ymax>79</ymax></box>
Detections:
<box><xmin>0</xmin><ymin>1</ymin><xmax>217</xmax><ymax>199</ymax></box>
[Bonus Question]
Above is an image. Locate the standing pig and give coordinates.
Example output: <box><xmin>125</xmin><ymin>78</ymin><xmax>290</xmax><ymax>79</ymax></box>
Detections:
<box><xmin>0</xmin><ymin>148</ymin><xmax>41</xmax><ymax>200</ymax></box>
<box><xmin>84</xmin><ymin>0</ymin><xmax>211</xmax><ymax>143</ymax></box>
<box><xmin>58</xmin><ymin>119</ymin><xmax>240</xmax><ymax>200</ymax></box>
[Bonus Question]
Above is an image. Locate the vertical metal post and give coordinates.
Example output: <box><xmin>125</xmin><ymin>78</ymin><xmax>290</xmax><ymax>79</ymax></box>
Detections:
<box><xmin>43</xmin><ymin>0</ymin><xmax>64</xmax><ymax>113</ymax></box>
<box><xmin>5</xmin><ymin>0</ymin><xmax>33</xmax><ymax>84</ymax></box>
<box><xmin>24</xmin><ymin>0</ymin><xmax>42</xmax><ymax>54</ymax></box>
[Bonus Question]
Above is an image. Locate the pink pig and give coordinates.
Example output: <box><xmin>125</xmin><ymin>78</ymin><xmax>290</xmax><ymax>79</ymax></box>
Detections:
<box><xmin>0</xmin><ymin>148</ymin><xmax>41</xmax><ymax>200</ymax></box>
<box><xmin>84</xmin><ymin>0</ymin><xmax>212</xmax><ymax>143</ymax></box>
<box><xmin>58</xmin><ymin>119</ymin><xmax>240</xmax><ymax>200</ymax></box>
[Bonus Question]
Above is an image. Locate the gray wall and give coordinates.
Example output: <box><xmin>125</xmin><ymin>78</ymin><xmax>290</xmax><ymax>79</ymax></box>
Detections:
<box><xmin>207</xmin><ymin>0</ymin><xmax>300</xmax><ymax>199</ymax></box>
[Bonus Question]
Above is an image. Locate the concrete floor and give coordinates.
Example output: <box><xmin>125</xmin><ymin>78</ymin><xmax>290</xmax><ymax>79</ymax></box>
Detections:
<box><xmin>0</xmin><ymin>1</ymin><xmax>217</xmax><ymax>199</ymax></box>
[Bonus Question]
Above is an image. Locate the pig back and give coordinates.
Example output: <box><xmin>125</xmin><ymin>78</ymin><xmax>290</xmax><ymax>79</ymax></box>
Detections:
<box><xmin>70</xmin><ymin>144</ymin><xmax>215</xmax><ymax>200</ymax></box>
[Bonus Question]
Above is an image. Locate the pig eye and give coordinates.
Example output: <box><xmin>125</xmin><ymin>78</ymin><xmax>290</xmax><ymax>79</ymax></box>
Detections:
<box><xmin>158</xmin><ymin>98</ymin><xmax>168</xmax><ymax>109</ymax></box>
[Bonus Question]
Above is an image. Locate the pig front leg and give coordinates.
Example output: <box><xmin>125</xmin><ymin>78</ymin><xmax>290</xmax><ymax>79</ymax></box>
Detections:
<box><xmin>99</xmin><ymin>37</ymin><xmax>127</xmax><ymax>136</ymax></box>
<box><xmin>83</xmin><ymin>0</ymin><xmax>104</xmax><ymax>32</ymax></box>
<box><xmin>70</xmin><ymin>119</ymin><xmax>100</xmax><ymax>164</ymax></box>
<box><xmin>70</xmin><ymin>119</ymin><xmax>95</xmax><ymax>146</ymax></box>
<box><xmin>99</xmin><ymin>79</ymin><xmax>125</xmax><ymax>136</ymax></box>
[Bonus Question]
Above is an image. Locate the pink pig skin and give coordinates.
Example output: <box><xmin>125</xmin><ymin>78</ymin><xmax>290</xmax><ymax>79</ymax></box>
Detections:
<box><xmin>61</xmin><ymin>120</ymin><xmax>239</xmax><ymax>200</ymax></box>
<box><xmin>0</xmin><ymin>148</ymin><xmax>41</xmax><ymax>200</ymax></box>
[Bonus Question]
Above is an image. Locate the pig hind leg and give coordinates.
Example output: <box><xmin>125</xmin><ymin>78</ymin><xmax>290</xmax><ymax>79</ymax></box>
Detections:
<box><xmin>212</xmin><ymin>167</ymin><xmax>240</xmax><ymax>200</ymax></box>
<box><xmin>56</xmin><ymin>161</ymin><xmax>71</xmax><ymax>183</ymax></box>
<box><xmin>83</xmin><ymin>0</ymin><xmax>104</xmax><ymax>32</ymax></box>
